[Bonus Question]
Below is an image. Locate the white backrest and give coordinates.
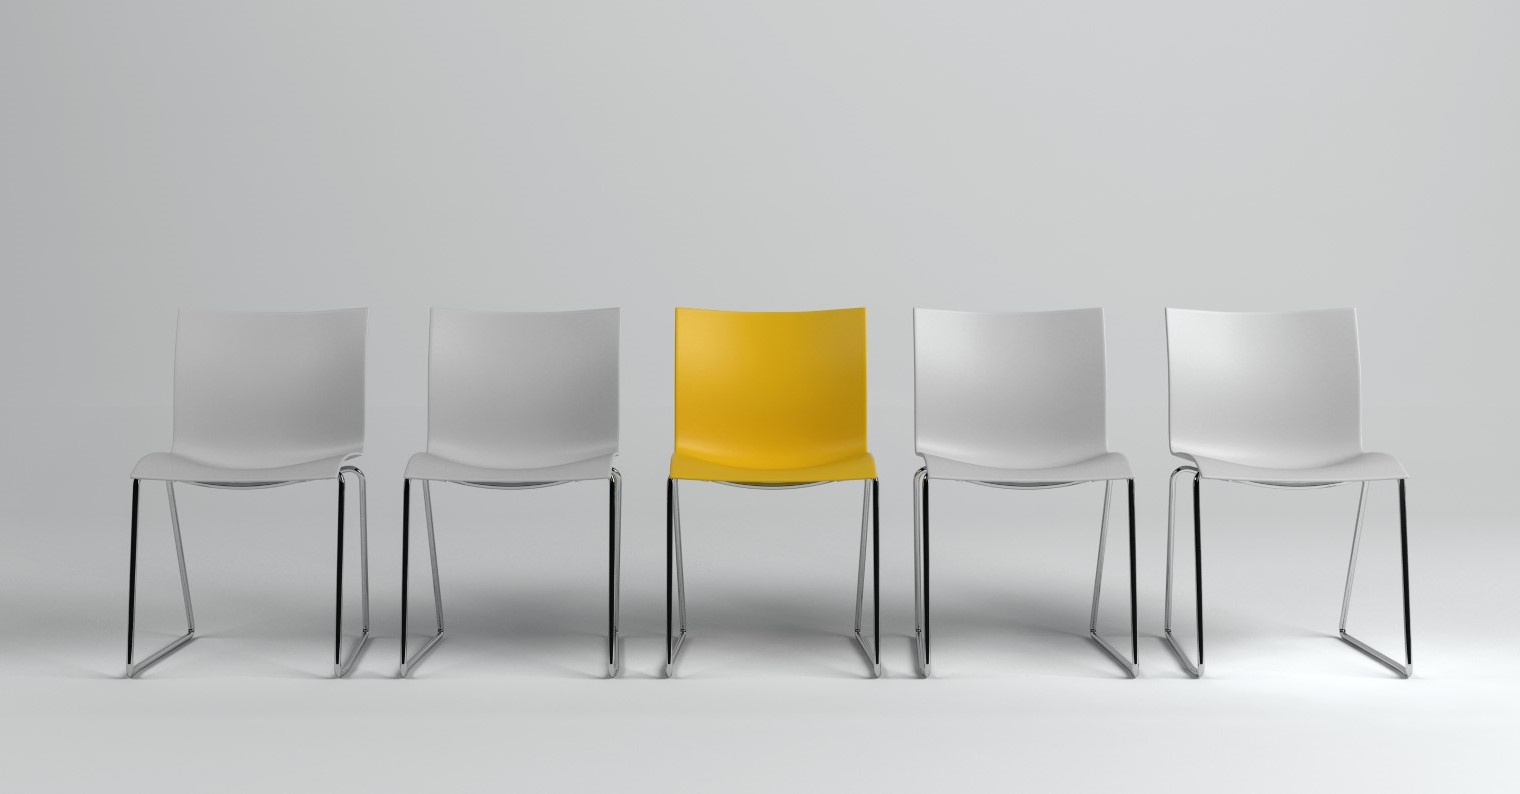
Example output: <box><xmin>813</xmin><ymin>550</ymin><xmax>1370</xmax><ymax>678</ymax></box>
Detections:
<box><xmin>426</xmin><ymin>308</ymin><xmax>619</xmax><ymax>469</ymax></box>
<box><xmin>915</xmin><ymin>308</ymin><xmax>1110</xmax><ymax>468</ymax></box>
<box><xmin>1166</xmin><ymin>308</ymin><xmax>1364</xmax><ymax>467</ymax></box>
<box><xmin>172</xmin><ymin>309</ymin><xmax>366</xmax><ymax>468</ymax></box>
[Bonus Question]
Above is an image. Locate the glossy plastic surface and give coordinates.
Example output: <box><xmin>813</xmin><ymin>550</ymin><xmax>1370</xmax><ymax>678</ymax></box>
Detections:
<box><xmin>132</xmin><ymin>309</ymin><xmax>366</xmax><ymax>482</ymax></box>
<box><xmin>1166</xmin><ymin>308</ymin><xmax>1406</xmax><ymax>482</ymax></box>
<box><xmin>405</xmin><ymin>308</ymin><xmax>619</xmax><ymax>483</ymax></box>
<box><xmin>914</xmin><ymin>308</ymin><xmax>1131</xmax><ymax>483</ymax></box>
<box><xmin>670</xmin><ymin>307</ymin><xmax>875</xmax><ymax>482</ymax></box>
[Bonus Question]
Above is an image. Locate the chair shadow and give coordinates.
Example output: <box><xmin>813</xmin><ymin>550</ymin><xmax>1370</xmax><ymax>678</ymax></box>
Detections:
<box><xmin>394</xmin><ymin>626</ymin><xmax>612</xmax><ymax>681</ymax></box>
<box><xmin>921</xmin><ymin>605</ymin><xmax>1137</xmax><ymax>680</ymax></box>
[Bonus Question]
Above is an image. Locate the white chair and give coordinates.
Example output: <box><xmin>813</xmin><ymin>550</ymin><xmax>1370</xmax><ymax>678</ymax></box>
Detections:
<box><xmin>127</xmin><ymin>309</ymin><xmax>370</xmax><ymax>678</ymax></box>
<box><xmin>1164</xmin><ymin>308</ymin><xmax>1412</xmax><ymax>678</ymax></box>
<box><xmin>400</xmin><ymin>308</ymin><xmax>622</xmax><ymax>678</ymax></box>
<box><xmin>913</xmin><ymin>308</ymin><xmax>1137</xmax><ymax>677</ymax></box>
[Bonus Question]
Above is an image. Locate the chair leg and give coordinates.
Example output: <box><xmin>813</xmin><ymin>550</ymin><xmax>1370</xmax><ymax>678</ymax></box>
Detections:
<box><xmin>913</xmin><ymin>468</ymin><xmax>931</xmax><ymax>677</ymax></box>
<box><xmin>851</xmin><ymin>479</ymin><xmax>882</xmax><ymax>678</ymax></box>
<box><xmin>1128</xmin><ymin>478</ymin><xmax>1138</xmax><ymax>668</ymax></box>
<box><xmin>126</xmin><ymin>479</ymin><xmax>197</xmax><ymax>678</ymax></box>
<box><xmin>1164</xmin><ymin>466</ymin><xmax>1204</xmax><ymax>677</ymax></box>
<box><xmin>400</xmin><ymin>479</ymin><xmax>445</xmax><ymax>678</ymax></box>
<box><xmin>1338</xmin><ymin>480</ymin><xmax>1414</xmax><ymax>677</ymax></box>
<box><xmin>674</xmin><ymin>482</ymin><xmax>688</xmax><ymax>636</ymax></box>
<box><xmin>333</xmin><ymin>466</ymin><xmax>372</xmax><ymax>678</ymax></box>
<box><xmin>1089</xmin><ymin>480</ymin><xmax>1139</xmax><ymax>677</ymax></box>
<box><xmin>854</xmin><ymin>480</ymin><xmax>869</xmax><ymax>634</ymax></box>
<box><xmin>608</xmin><ymin>469</ymin><xmax>623</xmax><ymax>678</ymax></box>
<box><xmin>665</xmin><ymin>479</ymin><xmax>689</xmax><ymax>677</ymax></box>
<box><xmin>873</xmin><ymin>478</ymin><xmax>881</xmax><ymax>676</ymax></box>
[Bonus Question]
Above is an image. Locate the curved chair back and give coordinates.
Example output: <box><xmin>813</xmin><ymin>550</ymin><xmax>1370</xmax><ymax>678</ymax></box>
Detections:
<box><xmin>1166</xmin><ymin>308</ymin><xmax>1364</xmax><ymax>467</ymax></box>
<box><xmin>172</xmin><ymin>309</ymin><xmax>366</xmax><ymax>468</ymax></box>
<box><xmin>427</xmin><ymin>308</ymin><xmax>619</xmax><ymax>469</ymax></box>
<box><xmin>914</xmin><ymin>308</ymin><xmax>1109</xmax><ymax>468</ymax></box>
<box><xmin>674</xmin><ymin>308</ymin><xmax>867</xmax><ymax>471</ymax></box>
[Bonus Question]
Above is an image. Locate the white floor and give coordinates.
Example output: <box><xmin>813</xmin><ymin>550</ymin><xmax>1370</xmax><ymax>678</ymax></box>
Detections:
<box><xmin>1</xmin><ymin>477</ymin><xmax>1513</xmax><ymax>792</ymax></box>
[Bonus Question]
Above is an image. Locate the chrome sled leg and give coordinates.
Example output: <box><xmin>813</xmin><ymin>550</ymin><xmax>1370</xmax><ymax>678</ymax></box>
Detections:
<box><xmin>125</xmin><ymin>480</ymin><xmax>197</xmax><ymax>678</ymax></box>
<box><xmin>1089</xmin><ymin>480</ymin><xmax>1139</xmax><ymax>677</ymax></box>
<box><xmin>1338</xmin><ymin>480</ymin><xmax>1414</xmax><ymax>678</ymax></box>
<box><xmin>852</xmin><ymin>479</ymin><xmax>882</xmax><ymax>678</ymax></box>
<box><xmin>1164</xmin><ymin>466</ymin><xmax>1204</xmax><ymax>677</ymax></box>
<box><xmin>399</xmin><ymin>479</ymin><xmax>446</xmax><ymax>677</ymax></box>
<box><xmin>333</xmin><ymin>466</ymin><xmax>372</xmax><ymax>678</ymax></box>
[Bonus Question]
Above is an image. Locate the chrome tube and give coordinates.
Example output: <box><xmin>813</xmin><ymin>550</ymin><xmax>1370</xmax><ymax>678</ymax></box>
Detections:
<box><xmin>1163</xmin><ymin>466</ymin><xmax>1203</xmax><ymax>678</ymax></box>
<box><xmin>1088</xmin><ymin>480</ymin><xmax>1137</xmax><ymax>677</ymax></box>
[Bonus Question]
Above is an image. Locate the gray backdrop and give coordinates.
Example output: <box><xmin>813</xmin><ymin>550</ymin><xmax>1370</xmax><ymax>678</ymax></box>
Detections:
<box><xmin>1</xmin><ymin>2</ymin><xmax>1515</xmax><ymax>791</ymax></box>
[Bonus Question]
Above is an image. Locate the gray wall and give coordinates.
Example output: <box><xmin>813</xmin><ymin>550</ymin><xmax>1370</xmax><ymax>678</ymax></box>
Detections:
<box><xmin>0</xmin><ymin>0</ymin><xmax>1514</xmax><ymax>669</ymax></box>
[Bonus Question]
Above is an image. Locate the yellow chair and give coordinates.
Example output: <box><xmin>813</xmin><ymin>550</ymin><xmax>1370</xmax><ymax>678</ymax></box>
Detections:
<box><xmin>666</xmin><ymin>307</ymin><xmax>880</xmax><ymax>677</ymax></box>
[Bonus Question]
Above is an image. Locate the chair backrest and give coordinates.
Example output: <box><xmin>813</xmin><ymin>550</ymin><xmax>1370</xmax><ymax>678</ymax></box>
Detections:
<box><xmin>427</xmin><ymin>308</ymin><xmax>619</xmax><ymax>469</ymax></box>
<box><xmin>914</xmin><ymin>308</ymin><xmax>1110</xmax><ymax>468</ymax></box>
<box><xmin>1166</xmin><ymin>308</ymin><xmax>1364</xmax><ymax>467</ymax></box>
<box><xmin>675</xmin><ymin>307</ymin><xmax>868</xmax><ymax>469</ymax></box>
<box><xmin>172</xmin><ymin>309</ymin><xmax>366</xmax><ymax>468</ymax></box>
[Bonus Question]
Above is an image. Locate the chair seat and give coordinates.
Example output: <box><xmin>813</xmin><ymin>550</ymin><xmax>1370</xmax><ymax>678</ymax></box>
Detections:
<box><xmin>669</xmin><ymin>451</ymin><xmax>877</xmax><ymax>483</ymax></box>
<box><xmin>405</xmin><ymin>451</ymin><xmax>614</xmax><ymax>483</ymax></box>
<box><xmin>1177</xmin><ymin>451</ymin><xmax>1406</xmax><ymax>483</ymax></box>
<box><xmin>921</xmin><ymin>451</ymin><xmax>1132</xmax><ymax>483</ymax></box>
<box><xmin>132</xmin><ymin>451</ymin><xmax>358</xmax><ymax>483</ymax></box>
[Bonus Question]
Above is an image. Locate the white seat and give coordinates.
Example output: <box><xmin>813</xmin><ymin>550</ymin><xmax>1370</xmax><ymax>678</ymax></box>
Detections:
<box><xmin>918</xmin><ymin>451</ymin><xmax>1132</xmax><ymax>484</ymax></box>
<box><xmin>125</xmin><ymin>309</ymin><xmax>371</xmax><ymax>679</ymax></box>
<box><xmin>134</xmin><ymin>452</ymin><xmax>358</xmax><ymax>484</ymax></box>
<box><xmin>1167</xmin><ymin>307</ymin><xmax>1407</xmax><ymax>484</ymax></box>
<box><xmin>912</xmin><ymin>308</ymin><xmax>1137</xmax><ymax>678</ymax></box>
<box><xmin>1175</xmin><ymin>451</ymin><xmax>1405</xmax><ymax>484</ymax></box>
<box><xmin>404</xmin><ymin>451</ymin><xmax>614</xmax><ymax>484</ymax></box>
<box><xmin>132</xmin><ymin>309</ymin><xmax>367</xmax><ymax>484</ymax></box>
<box><xmin>915</xmin><ymin>308</ymin><xmax>1130</xmax><ymax>485</ymax></box>
<box><xmin>1163</xmin><ymin>308</ymin><xmax>1413</xmax><ymax>679</ymax></box>
<box><xmin>399</xmin><ymin>307</ymin><xmax>623</xmax><ymax>679</ymax></box>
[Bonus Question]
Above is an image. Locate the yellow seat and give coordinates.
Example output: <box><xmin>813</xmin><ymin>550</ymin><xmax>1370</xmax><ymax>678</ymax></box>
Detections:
<box><xmin>663</xmin><ymin>307</ymin><xmax>881</xmax><ymax>678</ymax></box>
<box><xmin>671</xmin><ymin>307</ymin><xmax>876</xmax><ymax>483</ymax></box>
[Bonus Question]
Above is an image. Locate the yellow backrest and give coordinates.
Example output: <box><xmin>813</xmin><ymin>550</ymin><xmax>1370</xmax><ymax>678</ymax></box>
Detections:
<box><xmin>675</xmin><ymin>308</ymin><xmax>868</xmax><ymax>469</ymax></box>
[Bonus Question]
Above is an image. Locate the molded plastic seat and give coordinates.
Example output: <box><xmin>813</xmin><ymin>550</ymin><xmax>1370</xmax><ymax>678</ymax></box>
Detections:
<box><xmin>406</xmin><ymin>308</ymin><xmax>619</xmax><ymax>483</ymax></box>
<box><xmin>668</xmin><ymin>450</ymin><xmax>877</xmax><ymax>484</ymax></box>
<box><xmin>915</xmin><ymin>308</ymin><xmax>1130</xmax><ymax>483</ymax></box>
<box><xmin>1175</xmin><ymin>451</ymin><xmax>1405</xmax><ymax>483</ymax></box>
<box><xmin>917</xmin><ymin>451</ymin><xmax>1132</xmax><ymax>484</ymax></box>
<box><xmin>405</xmin><ymin>451</ymin><xmax>615</xmax><ymax>484</ymax></box>
<box><xmin>134</xmin><ymin>452</ymin><xmax>358</xmax><ymax>484</ymax></box>
<box><xmin>131</xmin><ymin>309</ymin><xmax>367</xmax><ymax>484</ymax></box>
<box><xmin>671</xmin><ymin>307</ymin><xmax>876</xmax><ymax>483</ymax></box>
<box><xmin>1166</xmin><ymin>308</ymin><xmax>1406</xmax><ymax>483</ymax></box>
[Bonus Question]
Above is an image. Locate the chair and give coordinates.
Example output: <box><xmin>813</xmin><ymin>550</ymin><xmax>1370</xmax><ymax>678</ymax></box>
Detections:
<box><xmin>665</xmin><ymin>307</ymin><xmax>880</xmax><ymax>678</ymax></box>
<box><xmin>126</xmin><ymin>309</ymin><xmax>370</xmax><ymax>678</ymax></box>
<box><xmin>399</xmin><ymin>308</ymin><xmax>622</xmax><ymax>678</ymax></box>
<box><xmin>912</xmin><ymin>308</ymin><xmax>1137</xmax><ymax>678</ymax></box>
<box><xmin>1163</xmin><ymin>308</ymin><xmax>1412</xmax><ymax>678</ymax></box>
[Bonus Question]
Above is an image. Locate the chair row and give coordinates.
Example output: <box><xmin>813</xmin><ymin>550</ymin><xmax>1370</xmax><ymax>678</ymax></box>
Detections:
<box><xmin>124</xmin><ymin>307</ymin><xmax>1413</xmax><ymax>680</ymax></box>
